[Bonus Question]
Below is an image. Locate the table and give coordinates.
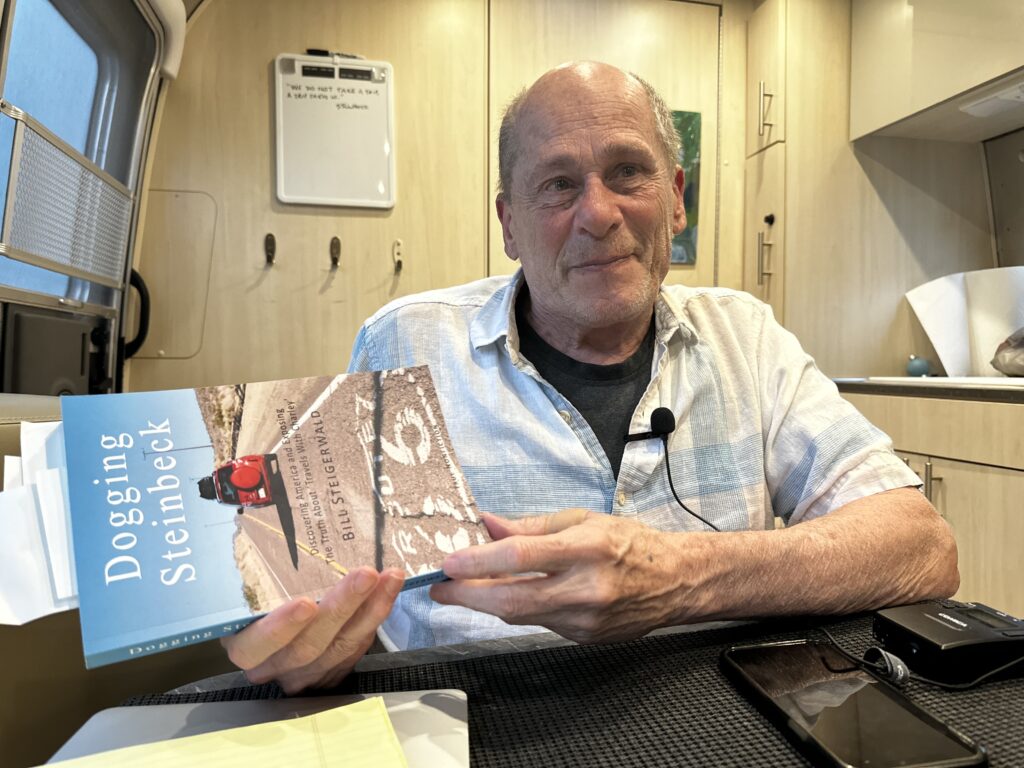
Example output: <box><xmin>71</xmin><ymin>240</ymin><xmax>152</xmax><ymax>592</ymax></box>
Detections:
<box><xmin>127</xmin><ymin>612</ymin><xmax>1024</xmax><ymax>767</ymax></box>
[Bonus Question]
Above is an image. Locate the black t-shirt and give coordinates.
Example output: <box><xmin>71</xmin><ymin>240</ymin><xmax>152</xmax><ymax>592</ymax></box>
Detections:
<box><xmin>516</xmin><ymin>304</ymin><xmax>654</xmax><ymax>479</ymax></box>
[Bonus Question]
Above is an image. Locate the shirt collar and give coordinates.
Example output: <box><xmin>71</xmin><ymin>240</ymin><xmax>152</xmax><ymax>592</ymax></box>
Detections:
<box><xmin>468</xmin><ymin>268</ymin><xmax>699</xmax><ymax>352</ymax></box>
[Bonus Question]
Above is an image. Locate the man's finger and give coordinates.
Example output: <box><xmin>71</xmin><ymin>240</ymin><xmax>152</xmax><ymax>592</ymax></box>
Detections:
<box><xmin>241</xmin><ymin>567</ymin><xmax>380</xmax><ymax>682</ymax></box>
<box><xmin>481</xmin><ymin>509</ymin><xmax>592</xmax><ymax>540</ymax></box>
<box><xmin>221</xmin><ymin>597</ymin><xmax>317</xmax><ymax>670</ymax></box>
<box><xmin>431</xmin><ymin>574</ymin><xmax>551</xmax><ymax>624</ymax></box>
<box><xmin>260</xmin><ymin>569</ymin><xmax>405</xmax><ymax>692</ymax></box>
<box><xmin>443</xmin><ymin>528</ymin><xmax>587</xmax><ymax>579</ymax></box>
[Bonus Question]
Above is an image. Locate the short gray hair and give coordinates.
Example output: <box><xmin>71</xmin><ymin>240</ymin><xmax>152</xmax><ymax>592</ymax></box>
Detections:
<box><xmin>496</xmin><ymin>71</ymin><xmax>681</xmax><ymax>198</ymax></box>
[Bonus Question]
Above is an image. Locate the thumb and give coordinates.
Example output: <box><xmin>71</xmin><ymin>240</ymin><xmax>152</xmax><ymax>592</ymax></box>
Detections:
<box><xmin>482</xmin><ymin>509</ymin><xmax>591</xmax><ymax>539</ymax></box>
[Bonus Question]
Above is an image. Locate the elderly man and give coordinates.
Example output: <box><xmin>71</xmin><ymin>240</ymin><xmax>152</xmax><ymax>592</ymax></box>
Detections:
<box><xmin>223</xmin><ymin>62</ymin><xmax>958</xmax><ymax>693</ymax></box>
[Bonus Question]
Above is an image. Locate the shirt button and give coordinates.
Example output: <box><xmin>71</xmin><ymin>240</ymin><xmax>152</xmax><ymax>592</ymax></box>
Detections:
<box><xmin>617</xmin><ymin>491</ymin><xmax>627</xmax><ymax>507</ymax></box>
<box><xmin>559</xmin><ymin>410</ymin><xmax>571</xmax><ymax>425</ymax></box>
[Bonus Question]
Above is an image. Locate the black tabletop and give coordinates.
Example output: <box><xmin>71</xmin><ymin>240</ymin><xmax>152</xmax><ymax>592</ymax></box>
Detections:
<box><xmin>127</xmin><ymin>613</ymin><xmax>1024</xmax><ymax>767</ymax></box>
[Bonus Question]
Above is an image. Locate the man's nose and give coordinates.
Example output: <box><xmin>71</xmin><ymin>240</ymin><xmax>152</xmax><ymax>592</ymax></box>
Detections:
<box><xmin>574</xmin><ymin>178</ymin><xmax>622</xmax><ymax>238</ymax></box>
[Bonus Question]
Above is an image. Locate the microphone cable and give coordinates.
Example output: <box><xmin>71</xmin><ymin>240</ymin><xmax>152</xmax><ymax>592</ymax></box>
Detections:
<box><xmin>625</xmin><ymin>407</ymin><xmax>719</xmax><ymax>532</ymax></box>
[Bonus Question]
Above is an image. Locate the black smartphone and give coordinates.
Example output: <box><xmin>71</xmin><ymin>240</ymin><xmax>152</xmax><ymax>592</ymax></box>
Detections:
<box><xmin>720</xmin><ymin>639</ymin><xmax>987</xmax><ymax>768</ymax></box>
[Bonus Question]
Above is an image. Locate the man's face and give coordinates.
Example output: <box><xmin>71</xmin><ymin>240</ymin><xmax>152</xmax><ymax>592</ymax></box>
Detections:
<box><xmin>496</xmin><ymin>67</ymin><xmax>685</xmax><ymax>335</ymax></box>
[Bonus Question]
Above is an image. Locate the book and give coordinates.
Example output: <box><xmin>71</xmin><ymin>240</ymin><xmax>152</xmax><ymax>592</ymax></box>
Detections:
<box><xmin>60</xmin><ymin>367</ymin><xmax>485</xmax><ymax>668</ymax></box>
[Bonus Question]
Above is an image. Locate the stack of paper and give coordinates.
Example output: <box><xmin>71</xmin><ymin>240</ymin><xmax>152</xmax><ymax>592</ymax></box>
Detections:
<box><xmin>0</xmin><ymin>420</ymin><xmax>78</xmax><ymax>625</ymax></box>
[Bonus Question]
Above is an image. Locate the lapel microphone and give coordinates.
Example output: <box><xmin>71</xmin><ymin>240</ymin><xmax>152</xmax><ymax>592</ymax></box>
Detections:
<box><xmin>623</xmin><ymin>407</ymin><xmax>720</xmax><ymax>532</ymax></box>
<box><xmin>624</xmin><ymin>406</ymin><xmax>676</xmax><ymax>442</ymax></box>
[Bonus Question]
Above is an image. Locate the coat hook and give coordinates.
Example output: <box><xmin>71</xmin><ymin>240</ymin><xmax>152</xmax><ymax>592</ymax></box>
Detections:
<box><xmin>392</xmin><ymin>239</ymin><xmax>403</xmax><ymax>274</ymax></box>
<box><xmin>264</xmin><ymin>233</ymin><xmax>276</xmax><ymax>266</ymax></box>
<box><xmin>330</xmin><ymin>236</ymin><xmax>341</xmax><ymax>269</ymax></box>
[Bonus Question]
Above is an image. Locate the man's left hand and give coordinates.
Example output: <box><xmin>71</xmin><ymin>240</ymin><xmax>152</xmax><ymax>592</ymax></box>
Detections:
<box><xmin>430</xmin><ymin>510</ymin><xmax>701</xmax><ymax>643</ymax></box>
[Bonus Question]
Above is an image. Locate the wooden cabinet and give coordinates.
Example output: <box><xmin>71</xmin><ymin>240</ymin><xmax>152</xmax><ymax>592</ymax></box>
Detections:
<box><xmin>850</xmin><ymin>0</ymin><xmax>1024</xmax><ymax>141</ymax></box>
<box><xmin>745</xmin><ymin>0</ymin><xmax>786</xmax><ymax>157</ymax></box>
<box><xmin>743</xmin><ymin>143</ymin><xmax>785</xmax><ymax>320</ymax></box>
<box><xmin>845</xmin><ymin>392</ymin><xmax>1024</xmax><ymax>619</ymax></box>
<box><xmin>896</xmin><ymin>450</ymin><xmax>1024</xmax><ymax>619</ymax></box>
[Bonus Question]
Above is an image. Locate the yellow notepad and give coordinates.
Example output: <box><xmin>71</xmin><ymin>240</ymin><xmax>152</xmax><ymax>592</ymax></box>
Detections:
<box><xmin>46</xmin><ymin>696</ymin><xmax>408</xmax><ymax>768</ymax></box>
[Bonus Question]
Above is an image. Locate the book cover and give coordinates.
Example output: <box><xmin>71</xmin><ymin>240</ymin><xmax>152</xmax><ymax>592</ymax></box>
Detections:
<box><xmin>61</xmin><ymin>367</ymin><xmax>485</xmax><ymax>668</ymax></box>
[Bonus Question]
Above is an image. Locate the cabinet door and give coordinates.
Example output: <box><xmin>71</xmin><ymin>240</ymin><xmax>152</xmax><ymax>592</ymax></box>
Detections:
<box><xmin>929</xmin><ymin>458</ymin><xmax>1024</xmax><ymax>619</ymax></box>
<box><xmin>743</xmin><ymin>143</ymin><xmax>785</xmax><ymax>321</ymax></box>
<box><xmin>746</xmin><ymin>0</ymin><xmax>785</xmax><ymax>156</ymax></box>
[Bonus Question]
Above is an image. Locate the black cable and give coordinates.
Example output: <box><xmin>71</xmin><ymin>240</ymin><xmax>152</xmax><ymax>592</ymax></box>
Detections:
<box><xmin>818</xmin><ymin>626</ymin><xmax>1024</xmax><ymax>691</ymax></box>
<box><xmin>662</xmin><ymin>436</ymin><xmax>719</xmax><ymax>532</ymax></box>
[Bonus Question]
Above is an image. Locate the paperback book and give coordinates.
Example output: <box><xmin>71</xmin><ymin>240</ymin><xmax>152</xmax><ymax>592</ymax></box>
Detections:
<box><xmin>61</xmin><ymin>367</ymin><xmax>484</xmax><ymax>668</ymax></box>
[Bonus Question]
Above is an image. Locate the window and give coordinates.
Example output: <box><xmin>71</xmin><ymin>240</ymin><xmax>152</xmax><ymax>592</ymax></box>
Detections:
<box><xmin>0</xmin><ymin>0</ymin><xmax>158</xmax><ymax>306</ymax></box>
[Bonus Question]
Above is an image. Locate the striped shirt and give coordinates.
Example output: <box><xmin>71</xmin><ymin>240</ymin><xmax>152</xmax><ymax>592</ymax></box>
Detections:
<box><xmin>349</xmin><ymin>270</ymin><xmax>920</xmax><ymax>650</ymax></box>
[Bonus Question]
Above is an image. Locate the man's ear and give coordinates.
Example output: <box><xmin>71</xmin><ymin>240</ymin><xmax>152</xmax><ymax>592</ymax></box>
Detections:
<box><xmin>495</xmin><ymin>195</ymin><xmax>519</xmax><ymax>261</ymax></box>
<box><xmin>671</xmin><ymin>167</ymin><xmax>686</xmax><ymax>235</ymax></box>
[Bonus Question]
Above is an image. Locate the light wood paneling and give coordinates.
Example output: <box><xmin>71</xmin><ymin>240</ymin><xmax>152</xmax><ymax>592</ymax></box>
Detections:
<box><xmin>133</xmin><ymin>190</ymin><xmax>216</xmax><ymax>359</ymax></box>
<box><xmin>487</xmin><ymin>0</ymin><xmax>724</xmax><ymax>290</ymax></box>
<box><xmin>128</xmin><ymin>0</ymin><xmax>488</xmax><ymax>390</ymax></box>
<box><xmin>932</xmin><ymin>457</ymin><xmax>1024</xmax><ymax>618</ymax></box>
<box><xmin>899</xmin><ymin>450</ymin><xmax>1024</xmax><ymax>618</ymax></box>
<box><xmin>843</xmin><ymin>393</ymin><xmax>1024</xmax><ymax>471</ymax></box>
<box><xmin>851</xmin><ymin>0</ymin><xmax>1024</xmax><ymax>140</ymax></box>
<box><xmin>780</xmin><ymin>0</ymin><xmax>994</xmax><ymax>376</ymax></box>
<box><xmin>745</xmin><ymin>0</ymin><xmax>785</xmax><ymax>156</ymax></box>
<box><xmin>743</xmin><ymin>142</ymin><xmax>784</xmax><ymax>319</ymax></box>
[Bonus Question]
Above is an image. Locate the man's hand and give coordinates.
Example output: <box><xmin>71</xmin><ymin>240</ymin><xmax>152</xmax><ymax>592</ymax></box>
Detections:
<box><xmin>430</xmin><ymin>489</ymin><xmax>959</xmax><ymax>645</ymax></box>
<box><xmin>222</xmin><ymin>566</ymin><xmax>404</xmax><ymax>694</ymax></box>
<box><xmin>430</xmin><ymin>510</ymin><xmax>699</xmax><ymax>643</ymax></box>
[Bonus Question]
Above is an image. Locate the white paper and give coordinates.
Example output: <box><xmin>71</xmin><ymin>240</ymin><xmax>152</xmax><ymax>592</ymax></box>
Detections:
<box><xmin>964</xmin><ymin>267</ymin><xmax>1024</xmax><ymax>376</ymax></box>
<box><xmin>906</xmin><ymin>267</ymin><xmax>1024</xmax><ymax>377</ymax></box>
<box><xmin>20</xmin><ymin>420</ymin><xmax>65</xmax><ymax>486</ymax></box>
<box><xmin>0</xmin><ymin>486</ymin><xmax>76</xmax><ymax>625</ymax></box>
<box><xmin>3</xmin><ymin>455</ymin><xmax>23</xmax><ymax>490</ymax></box>
<box><xmin>905</xmin><ymin>272</ymin><xmax>970</xmax><ymax>376</ymax></box>
<box><xmin>36</xmin><ymin>466</ymin><xmax>78</xmax><ymax>600</ymax></box>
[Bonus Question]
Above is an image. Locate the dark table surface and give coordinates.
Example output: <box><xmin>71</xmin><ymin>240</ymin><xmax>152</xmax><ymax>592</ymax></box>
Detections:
<box><xmin>132</xmin><ymin>612</ymin><xmax>1024</xmax><ymax>767</ymax></box>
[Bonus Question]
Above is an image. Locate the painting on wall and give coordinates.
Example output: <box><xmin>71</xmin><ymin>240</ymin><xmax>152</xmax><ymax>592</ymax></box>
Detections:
<box><xmin>671</xmin><ymin>110</ymin><xmax>701</xmax><ymax>265</ymax></box>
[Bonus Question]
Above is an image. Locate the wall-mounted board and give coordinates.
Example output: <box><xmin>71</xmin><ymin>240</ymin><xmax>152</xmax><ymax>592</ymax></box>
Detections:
<box><xmin>274</xmin><ymin>54</ymin><xmax>395</xmax><ymax>208</ymax></box>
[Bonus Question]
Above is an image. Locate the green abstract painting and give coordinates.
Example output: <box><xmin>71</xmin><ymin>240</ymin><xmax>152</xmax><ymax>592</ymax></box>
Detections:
<box><xmin>671</xmin><ymin>110</ymin><xmax>701</xmax><ymax>265</ymax></box>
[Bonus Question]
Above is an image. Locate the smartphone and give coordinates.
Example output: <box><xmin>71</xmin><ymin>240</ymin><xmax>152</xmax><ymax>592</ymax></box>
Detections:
<box><xmin>720</xmin><ymin>639</ymin><xmax>987</xmax><ymax>768</ymax></box>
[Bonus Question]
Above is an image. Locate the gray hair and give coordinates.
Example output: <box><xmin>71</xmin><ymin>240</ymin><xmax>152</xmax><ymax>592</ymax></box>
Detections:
<box><xmin>496</xmin><ymin>70</ymin><xmax>681</xmax><ymax>198</ymax></box>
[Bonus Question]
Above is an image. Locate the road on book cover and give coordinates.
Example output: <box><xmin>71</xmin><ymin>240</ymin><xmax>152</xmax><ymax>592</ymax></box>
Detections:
<box><xmin>213</xmin><ymin>372</ymin><xmax>479</xmax><ymax>613</ymax></box>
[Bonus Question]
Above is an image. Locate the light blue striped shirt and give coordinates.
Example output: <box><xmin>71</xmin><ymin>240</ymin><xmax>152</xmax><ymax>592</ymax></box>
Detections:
<box><xmin>349</xmin><ymin>270</ymin><xmax>919</xmax><ymax>649</ymax></box>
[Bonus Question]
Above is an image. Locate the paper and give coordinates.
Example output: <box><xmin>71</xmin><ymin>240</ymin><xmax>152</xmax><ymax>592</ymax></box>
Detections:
<box><xmin>4</xmin><ymin>455</ymin><xmax>23</xmax><ymax>489</ymax></box>
<box><xmin>0</xmin><ymin>486</ymin><xmax>74</xmax><ymax>625</ymax></box>
<box><xmin>906</xmin><ymin>267</ymin><xmax>1024</xmax><ymax>377</ymax></box>
<box><xmin>20</xmin><ymin>420</ymin><xmax>65</xmax><ymax>485</ymax></box>
<box><xmin>36</xmin><ymin>467</ymin><xmax>77</xmax><ymax>600</ymax></box>
<box><xmin>42</xmin><ymin>696</ymin><xmax>408</xmax><ymax>768</ymax></box>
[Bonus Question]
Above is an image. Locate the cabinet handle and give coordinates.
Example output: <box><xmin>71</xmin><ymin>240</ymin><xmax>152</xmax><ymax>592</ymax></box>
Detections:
<box><xmin>758</xmin><ymin>80</ymin><xmax>775</xmax><ymax>137</ymax></box>
<box><xmin>756</xmin><ymin>231</ymin><xmax>774</xmax><ymax>286</ymax></box>
<box><xmin>924</xmin><ymin>460</ymin><xmax>943</xmax><ymax>506</ymax></box>
<box><xmin>756</xmin><ymin>231</ymin><xmax>764</xmax><ymax>285</ymax></box>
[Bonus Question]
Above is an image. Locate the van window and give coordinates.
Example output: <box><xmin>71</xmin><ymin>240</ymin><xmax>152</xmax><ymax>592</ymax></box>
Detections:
<box><xmin>0</xmin><ymin>0</ymin><xmax>158</xmax><ymax>306</ymax></box>
<box><xmin>4</xmin><ymin>0</ymin><xmax>98</xmax><ymax>156</ymax></box>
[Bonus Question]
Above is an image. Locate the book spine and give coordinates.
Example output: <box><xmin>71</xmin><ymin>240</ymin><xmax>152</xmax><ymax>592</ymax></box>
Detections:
<box><xmin>84</xmin><ymin>615</ymin><xmax>259</xmax><ymax>669</ymax></box>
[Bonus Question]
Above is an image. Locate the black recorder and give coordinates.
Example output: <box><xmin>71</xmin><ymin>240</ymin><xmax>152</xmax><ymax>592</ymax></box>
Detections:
<box><xmin>873</xmin><ymin>600</ymin><xmax>1024</xmax><ymax>684</ymax></box>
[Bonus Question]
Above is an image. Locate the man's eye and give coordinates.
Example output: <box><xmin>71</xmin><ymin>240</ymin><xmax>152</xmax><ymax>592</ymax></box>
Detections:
<box><xmin>544</xmin><ymin>178</ymin><xmax>573</xmax><ymax>192</ymax></box>
<box><xmin>619</xmin><ymin>164</ymin><xmax>640</xmax><ymax>177</ymax></box>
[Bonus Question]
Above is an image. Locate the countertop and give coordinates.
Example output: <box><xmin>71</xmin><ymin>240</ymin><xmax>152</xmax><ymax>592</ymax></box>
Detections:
<box><xmin>834</xmin><ymin>377</ymin><xmax>1024</xmax><ymax>403</ymax></box>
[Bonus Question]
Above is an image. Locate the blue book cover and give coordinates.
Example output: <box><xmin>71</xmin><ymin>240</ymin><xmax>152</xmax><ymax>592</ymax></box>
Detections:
<box><xmin>61</xmin><ymin>368</ymin><xmax>484</xmax><ymax>668</ymax></box>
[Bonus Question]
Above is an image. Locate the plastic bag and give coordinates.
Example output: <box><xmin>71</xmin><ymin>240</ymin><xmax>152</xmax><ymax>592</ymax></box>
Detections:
<box><xmin>991</xmin><ymin>326</ymin><xmax>1024</xmax><ymax>376</ymax></box>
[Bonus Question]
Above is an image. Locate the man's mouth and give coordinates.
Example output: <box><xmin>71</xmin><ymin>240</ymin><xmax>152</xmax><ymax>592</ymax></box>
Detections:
<box><xmin>572</xmin><ymin>254</ymin><xmax>633</xmax><ymax>270</ymax></box>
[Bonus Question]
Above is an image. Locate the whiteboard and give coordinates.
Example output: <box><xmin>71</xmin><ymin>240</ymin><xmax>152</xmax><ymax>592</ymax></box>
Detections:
<box><xmin>274</xmin><ymin>54</ymin><xmax>395</xmax><ymax>208</ymax></box>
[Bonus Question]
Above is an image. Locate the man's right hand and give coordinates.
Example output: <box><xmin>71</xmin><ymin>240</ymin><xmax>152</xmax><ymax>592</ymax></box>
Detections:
<box><xmin>221</xmin><ymin>566</ymin><xmax>405</xmax><ymax>694</ymax></box>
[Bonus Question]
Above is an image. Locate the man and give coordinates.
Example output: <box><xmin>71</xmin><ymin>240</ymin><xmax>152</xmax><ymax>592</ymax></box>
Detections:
<box><xmin>223</xmin><ymin>62</ymin><xmax>958</xmax><ymax>694</ymax></box>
